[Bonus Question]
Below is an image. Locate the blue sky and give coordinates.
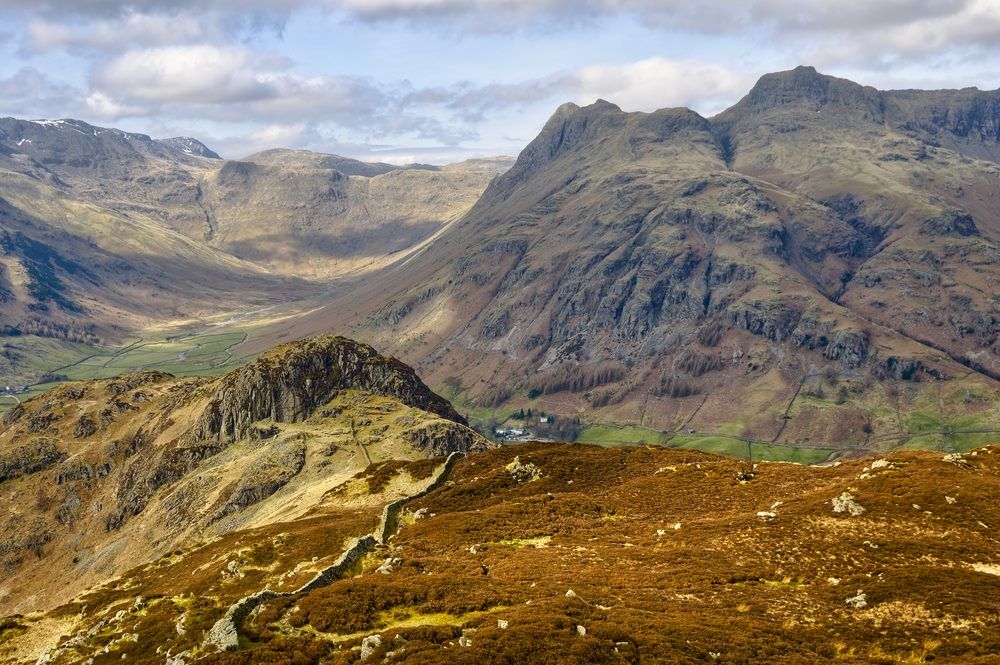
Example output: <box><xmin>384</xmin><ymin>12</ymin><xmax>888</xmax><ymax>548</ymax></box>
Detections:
<box><xmin>1</xmin><ymin>1</ymin><xmax>998</xmax><ymax>162</ymax></box>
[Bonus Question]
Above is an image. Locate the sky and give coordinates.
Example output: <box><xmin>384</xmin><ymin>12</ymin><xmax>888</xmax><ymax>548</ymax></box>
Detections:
<box><xmin>0</xmin><ymin>1</ymin><xmax>998</xmax><ymax>163</ymax></box>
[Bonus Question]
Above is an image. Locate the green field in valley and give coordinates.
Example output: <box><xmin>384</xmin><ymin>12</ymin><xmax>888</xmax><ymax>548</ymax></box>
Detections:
<box><xmin>576</xmin><ymin>424</ymin><xmax>836</xmax><ymax>464</ymax></box>
<box><xmin>0</xmin><ymin>329</ymin><xmax>253</xmax><ymax>412</ymax></box>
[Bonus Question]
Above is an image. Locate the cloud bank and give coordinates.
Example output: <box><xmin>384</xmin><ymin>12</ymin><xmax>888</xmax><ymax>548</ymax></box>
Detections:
<box><xmin>0</xmin><ymin>1</ymin><xmax>997</xmax><ymax>160</ymax></box>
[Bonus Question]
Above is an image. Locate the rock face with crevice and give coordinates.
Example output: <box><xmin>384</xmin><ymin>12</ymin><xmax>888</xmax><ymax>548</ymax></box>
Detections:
<box><xmin>0</xmin><ymin>335</ymin><xmax>488</xmax><ymax>617</ymax></box>
<box><xmin>191</xmin><ymin>335</ymin><xmax>467</xmax><ymax>444</ymax></box>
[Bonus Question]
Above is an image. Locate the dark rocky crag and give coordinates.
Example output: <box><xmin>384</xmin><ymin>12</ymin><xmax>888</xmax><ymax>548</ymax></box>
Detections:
<box><xmin>191</xmin><ymin>335</ymin><xmax>467</xmax><ymax>443</ymax></box>
<box><xmin>0</xmin><ymin>334</ymin><xmax>487</xmax><ymax>616</ymax></box>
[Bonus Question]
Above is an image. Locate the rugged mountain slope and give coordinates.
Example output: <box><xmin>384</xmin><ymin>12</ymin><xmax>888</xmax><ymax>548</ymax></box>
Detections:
<box><xmin>0</xmin><ymin>335</ymin><xmax>487</xmax><ymax>617</ymax></box>
<box><xmin>0</xmin><ymin>148</ymin><xmax>302</xmax><ymax>349</ymax></box>
<box><xmin>0</xmin><ymin>117</ymin><xmax>509</xmax><ymax>381</ymax></box>
<box><xmin>3</xmin><ymin>440</ymin><xmax>1000</xmax><ymax>663</ymax></box>
<box><xmin>263</xmin><ymin>67</ymin><xmax>1000</xmax><ymax>449</ymax></box>
<box><xmin>198</xmin><ymin>151</ymin><xmax>512</xmax><ymax>277</ymax></box>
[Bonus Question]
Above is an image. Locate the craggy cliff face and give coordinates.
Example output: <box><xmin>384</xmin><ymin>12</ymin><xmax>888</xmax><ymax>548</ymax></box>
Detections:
<box><xmin>276</xmin><ymin>67</ymin><xmax>1000</xmax><ymax>448</ymax></box>
<box><xmin>0</xmin><ymin>335</ymin><xmax>487</xmax><ymax>616</ymax></box>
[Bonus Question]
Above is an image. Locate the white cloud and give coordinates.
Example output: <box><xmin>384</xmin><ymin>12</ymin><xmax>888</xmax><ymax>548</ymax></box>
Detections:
<box><xmin>0</xmin><ymin>68</ymin><xmax>83</xmax><ymax>118</ymax></box>
<box><xmin>95</xmin><ymin>46</ymin><xmax>280</xmax><ymax>105</ymax></box>
<box><xmin>574</xmin><ymin>58</ymin><xmax>752</xmax><ymax>115</ymax></box>
<box><xmin>26</xmin><ymin>10</ymin><xmax>208</xmax><ymax>52</ymax></box>
<box><xmin>1</xmin><ymin>1</ymin><xmax>997</xmax><ymax>164</ymax></box>
<box><xmin>376</xmin><ymin>153</ymin><xmax>420</xmax><ymax>164</ymax></box>
<box><xmin>85</xmin><ymin>45</ymin><xmax>475</xmax><ymax>143</ymax></box>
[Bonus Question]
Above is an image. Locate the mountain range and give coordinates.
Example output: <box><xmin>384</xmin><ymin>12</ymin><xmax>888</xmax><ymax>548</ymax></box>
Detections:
<box><xmin>3</xmin><ymin>66</ymin><xmax>1000</xmax><ymax>453</ymax></box>
<box><xmin>251</xmin><ymin>66</ymin><xmax>1000</xmax><ymax>450</ymax></box>
<box><xmin>2</xmin><ymin>70</ymin><xmax>1000</xmax><ymax>661</ymax></box>
<box><xmin>0</xmin><ymin>116</ymin><xmax>509</xmax><ymax>361</ymax></box>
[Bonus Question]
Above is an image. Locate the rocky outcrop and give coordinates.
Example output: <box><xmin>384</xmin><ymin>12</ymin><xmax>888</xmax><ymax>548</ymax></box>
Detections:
<box><xmin>54</xmin><ymin>456</ymin><xmax>95</xmax><ymax>485</ymax></box>
<box><xmin>0</xmin><ymin>438</ymin><xmax>65</xmax><ymax>483</ymax></box>
<box><xmin>212</xmin><ymin>441</ymin><xmax>306</xmax><ymax>520</ymax></box>
<box><xmin>875</xmin><ymin>356</ymin><xmax>927</xmax><ymax>382</ymax></box>
<box><xmin>727</xmin><ymin>301</ymin><xmax>802</xmax><ymax>342</ymax></box>
<box><xmin>191</xmin><ymin>335</ymin><xmax>466</xmax><ymax>443</ymax></box>
<box><xmin>405</xmin><ymin>421</ymin><xmax>489</xmax><ymax>457</ymax></box>
<box><xmin>506</xmin><ymin>456</ymin><xmax>542</xmax><ymax>483</ymax></box>
<box><xmin>823</xmin><ymin>330</ymin><xmax>870</xmax><ymax>369</ymax></box>
<box><xmin>921</xmin><ymin>210</ymin><xmax>980</xmax><ymax>237</ymax></box>
<box><xmin>104</xmin><ymin>371</ymin><xmax>173</xmax><ymax>397</ymax></box>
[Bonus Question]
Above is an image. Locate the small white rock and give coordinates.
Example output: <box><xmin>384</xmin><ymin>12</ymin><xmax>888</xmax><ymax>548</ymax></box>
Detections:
<box><xmin>832</xmin><ymin>491</ymin><xmax>865</xmax><ymax>516</ymax></box>
<box><xmin>845</xmin><ymin>591</ymin><xmax>867</xmax><ymax>609</ymax></box>
<box><xmin>360</xmin><ymin>635</ymin><xmax>382</xmax><ymax>661</ymax></box>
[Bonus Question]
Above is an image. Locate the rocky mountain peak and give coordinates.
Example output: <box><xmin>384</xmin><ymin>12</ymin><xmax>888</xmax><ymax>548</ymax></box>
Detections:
<box><xmin>191</xmin><ymin>335</ymin><xmax>467</xmax><ymax>443</ymax></box>
<box><xmin>725</xmin><ymin>65</ymin><xmax>884</xmax><ymax>120</ymax></box>
<box><xmin>156</xmin><ymin>136</ymin><xmax>221</xmax><ymax>159</ymax></box>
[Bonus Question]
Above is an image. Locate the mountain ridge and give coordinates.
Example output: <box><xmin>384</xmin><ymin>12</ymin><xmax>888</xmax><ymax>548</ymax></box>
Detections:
<box><xmin>251</xmin><ymin>66</ymin><xmax>1000</xmax><ymax>450</ymax></box>
<box><xmin>0</xmin><ymin>335</ymin><xmax>487</xmax><ymax>616</ymax></box>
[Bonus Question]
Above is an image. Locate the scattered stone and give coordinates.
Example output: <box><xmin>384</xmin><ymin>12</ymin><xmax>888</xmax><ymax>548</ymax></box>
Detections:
<box><xmin>458</xmin><ymin>636</ymin><xmax>473</xmax><ymax>647</ymax></box>
<box><xmin>656</xmin><ymin>529</ymin><xmax>667</xmax><ymax>536</ymax></box>
<box><xmin>756</xmin><ymin>511</ymin><xmax>777</xmax><ymax>520</ymax></box>
<box><xmin>497</xmin><ymin>619</ymin><xmax>509</xmax><ymax>630</ymax></box>
<box><xmin>845</xmin><ymin>591</ymin><xmax>867</xmax><ymax>609</ymax></box>
<box><xmin>175</xmin><ymin>613</ymin><xmax>187</xmax><ymax>636</ymax></box>
<box><xmin>945</xmin><ymin>496</ymin><xmax>957</xmax><ymax>504</ymax></box>
<box><xmin>506</xmin><ymin>456</ymin><xmax>542</xmax><ymax>482</ymax></box>
<box><xmin>673</xmin><ymin>522</ymin><xmax>682</xmax><ymax>530</ymax></box>
<box><xmin>377</xmin><ymin>557</ymin><xmax>401</xmax><ymax>575</ymax></box>
<box><xmin>74</xmin><ymin>415</ymin><xmax>97</xmax><ymax>439</ymax></box>
<box><xmin>565</xmin><ymin>589</ymin><xmax>578</xmax><ymax>598</ymax></box>
<box><xmin>576</xmin><ymin>625</ymin><xmax>587</xmax><ymax>636</ymax></box>
<box><xmin>943</xmin><ymin>452</ymin><xmax>973</xmax><ymax>469</ymax></box>
<box><xmin>831</xmin><ymin>491</ymin><xmax>865</xmax><ymax>516</ymax></box>
<box><xmin>859</xmin><ymin>459</ymin><xmax>895</xmax><ymax>479</ymax></box>
<box><xmin>204</xmin><ymin>618</ymin><xmax>239</xmax><ymax>652</ymax></box>
<box><xmin>360</xmin><ymin>635</ymin><xmax>382</xmax><ymax>661</ymax></box>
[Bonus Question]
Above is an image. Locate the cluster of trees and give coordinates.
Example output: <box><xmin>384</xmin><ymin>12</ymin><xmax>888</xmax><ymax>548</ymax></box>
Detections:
<box><xmin>652</xmin><ymin>374</ymin><xmax>698</xmax><ymax>398</ymax></box>
<box><xmin>674</xmin><ymin>349</ymin><xmax>724</xmax><ymax>377</ymax></box>
<box><xmin>510</xmin><ymin>408</ymin><xmax>547</xmax><ymax>420</ymax></box>
<box><xmin>526</xmin><ymin>362</ymin><xmax>625</xmax><ymax>398</ymax></box>
<box><xmin>8</xmin><ymin>320</ymin><xmax>100</xmax><ymax>345</ymax></box>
